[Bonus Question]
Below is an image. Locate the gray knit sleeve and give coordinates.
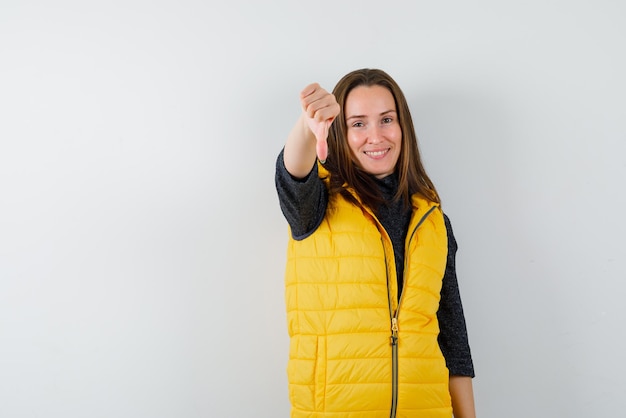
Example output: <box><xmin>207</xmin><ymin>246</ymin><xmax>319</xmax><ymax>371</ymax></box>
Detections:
<box><xmin>274</xmin><ymin>149</ymin><xmax>327</xmax><ymax>240</ymax></box>
<box><xmin>437</xmin><ymin>214</ymin><xmax>475</xmax><ymax>377</ymax></box>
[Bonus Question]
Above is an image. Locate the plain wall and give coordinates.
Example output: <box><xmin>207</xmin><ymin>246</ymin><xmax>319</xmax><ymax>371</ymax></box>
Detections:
<box><xmin>1</xmin><ymin>0</ymin><xmax>625</xmax><ymax>417</ymax></box>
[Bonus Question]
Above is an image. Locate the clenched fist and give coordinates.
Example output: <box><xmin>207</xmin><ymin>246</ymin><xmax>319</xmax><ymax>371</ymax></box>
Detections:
<box><xmin>300</xmin><ymin>83</ymin><xmax>340</xmax><ymax>162</ymax></box>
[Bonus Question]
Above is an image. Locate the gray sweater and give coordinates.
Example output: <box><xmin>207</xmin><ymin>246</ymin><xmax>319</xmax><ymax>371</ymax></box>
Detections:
<box><xmin>275</xmin><ymin>150</ymin><xmax>475</xmax><ymax>377</ymax></box>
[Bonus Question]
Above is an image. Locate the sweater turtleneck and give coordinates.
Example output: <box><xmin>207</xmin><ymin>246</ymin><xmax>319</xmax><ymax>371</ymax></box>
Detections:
<box><xmin>371</xmin><ymin>173</ymin><xmax>412</xmax><ymax>297</ymax></box>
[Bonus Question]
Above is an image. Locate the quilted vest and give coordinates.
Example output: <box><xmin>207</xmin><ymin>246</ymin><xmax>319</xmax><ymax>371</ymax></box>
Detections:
<box><xmin>285</xmin><ymin>180</ymin><xmax>452</xmax><ymax>418</ymax></box>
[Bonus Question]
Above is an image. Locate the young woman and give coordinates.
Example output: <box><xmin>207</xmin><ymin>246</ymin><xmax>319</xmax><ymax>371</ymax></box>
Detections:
<box><xmin>275</xmin><ymin>68</ymin><xmax>476</xmax><ymax>418</ymax></box>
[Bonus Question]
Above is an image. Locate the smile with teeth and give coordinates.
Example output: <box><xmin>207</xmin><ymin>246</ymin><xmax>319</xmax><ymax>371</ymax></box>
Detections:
<box><xmin>364</xmin><ymin>148</ymin><xmax>390</xmax><ymax>158</ymax></box>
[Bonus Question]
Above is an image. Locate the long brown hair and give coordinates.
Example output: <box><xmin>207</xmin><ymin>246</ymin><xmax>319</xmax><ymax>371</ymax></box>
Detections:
<box><xmin>324</xmin><ymin>68</ymin><xmax>440</xmax><ymax>211</ymax></box>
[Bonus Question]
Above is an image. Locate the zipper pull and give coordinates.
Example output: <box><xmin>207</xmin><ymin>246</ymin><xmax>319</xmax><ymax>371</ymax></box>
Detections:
<box><xmin>390</xmin><ymin>317</ymin><xmax>399</xmax><ymax>346</ymax></box>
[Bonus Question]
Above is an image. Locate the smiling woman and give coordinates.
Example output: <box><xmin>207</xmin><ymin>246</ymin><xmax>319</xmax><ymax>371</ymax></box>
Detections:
<box><xmin>344</xmin><ymin>85</ymin><xmax>402</xmax><ymax>179</ymax></box>
<box><xmin>275</xmin><ymin>68</ymin><xmax>476</xmax><ymax>418</ymax></box>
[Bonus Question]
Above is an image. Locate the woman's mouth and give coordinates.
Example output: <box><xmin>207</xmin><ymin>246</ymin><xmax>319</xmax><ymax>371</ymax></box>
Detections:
<box><xmin>364</xmin><ymin>148</ymin><xmax>390</xmax><ymax>159</ymax></box>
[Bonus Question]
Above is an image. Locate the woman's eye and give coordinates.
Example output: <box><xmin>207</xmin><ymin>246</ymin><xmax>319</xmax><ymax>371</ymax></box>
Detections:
<box><xmin>352</xmin><ymin>122</ymin><xmax>364</xmax><ymax>128</ymax></box>
<box><xmin>382</xmin><ymin>117</ymin><xmax>393</xmax><ymax>124</ymax></box>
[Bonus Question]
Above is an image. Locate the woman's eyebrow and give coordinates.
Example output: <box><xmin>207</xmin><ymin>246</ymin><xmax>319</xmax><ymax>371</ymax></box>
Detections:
<box><xmin>346</xmin><ymin>110</ymin><xmax>396</xmax><ymax>121</ymax></box>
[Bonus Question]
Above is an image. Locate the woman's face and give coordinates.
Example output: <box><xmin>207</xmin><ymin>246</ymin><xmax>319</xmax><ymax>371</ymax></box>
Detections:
<box><xmin>344</xmin><ymin>85</ymin><xmax>402</xmax><ymax>179</ymax></box>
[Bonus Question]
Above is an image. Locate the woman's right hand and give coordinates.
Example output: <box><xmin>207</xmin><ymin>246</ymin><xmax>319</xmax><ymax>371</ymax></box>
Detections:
<box><xmin>299</xmin><ymin>83</ymin><xmax>340</xmax><ymax>163</ymax></box>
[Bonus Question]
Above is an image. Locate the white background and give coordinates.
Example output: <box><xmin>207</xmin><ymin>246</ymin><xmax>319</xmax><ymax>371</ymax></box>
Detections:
<box><xmin>1</xmin><ymin>1</ymin><xmax>625</xmax><ymax>417</ymax></box>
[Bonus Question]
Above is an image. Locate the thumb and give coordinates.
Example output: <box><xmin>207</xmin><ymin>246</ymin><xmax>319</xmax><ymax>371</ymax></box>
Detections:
<box><xmin>315</xmin><ymin>120</ymin><xmax>330</xmax><ymax>163</ymax></box>
<box><xmin>316</xmin><ymin>137</ymin><xmax>328</xmax><ymax>163</ymax></box>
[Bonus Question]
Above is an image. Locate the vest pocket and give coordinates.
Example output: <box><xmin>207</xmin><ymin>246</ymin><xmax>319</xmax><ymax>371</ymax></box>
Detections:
<box><xmin>314</xmin><ymin>335</ymin><xmax>327</xmax><ymax>411</ymax></box>
<box><xmin>288</xmin><ymin>334</ymin><xmax>327</xmax><ymax>412</ymax></box>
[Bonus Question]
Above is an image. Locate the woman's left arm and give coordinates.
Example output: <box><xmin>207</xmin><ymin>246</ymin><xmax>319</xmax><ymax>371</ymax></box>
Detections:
<box><xmin>449</xmin><ymin>375</ymin><xmax>476</xmax><ymax>418</ymax></box>
<box><xmin>440</xmin><ymin>214</ymin><xmax>476</xmax><ymax>417</ymax></box>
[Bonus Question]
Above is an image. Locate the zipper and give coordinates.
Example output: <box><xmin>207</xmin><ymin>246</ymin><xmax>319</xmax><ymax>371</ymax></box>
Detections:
<box><xmin>389</xmin><ymin>317</ymin><xmax>399</xmax><ymax>418</ymax></box>
<box><xmin>388</xmin><ymin>205</ymin><xmax>438</xmax><ymax>418</ymax></box>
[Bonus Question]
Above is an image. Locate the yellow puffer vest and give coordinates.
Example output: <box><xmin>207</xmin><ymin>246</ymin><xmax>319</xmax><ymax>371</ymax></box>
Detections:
<box><xmin>285</xmin><ymin>177</ymin><xmax>452</xmax><ymax>418</ymax></box>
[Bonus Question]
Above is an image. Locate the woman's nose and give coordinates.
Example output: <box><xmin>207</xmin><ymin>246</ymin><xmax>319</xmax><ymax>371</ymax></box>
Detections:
<box><xmin>367</xmin><ymin>125</ymin><xmax>383</xmax><ymax>143</ymax></box>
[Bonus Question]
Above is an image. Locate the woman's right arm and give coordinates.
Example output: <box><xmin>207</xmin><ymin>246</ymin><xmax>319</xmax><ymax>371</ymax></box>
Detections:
<box><xmin>275</xmin><ymin>150</ymin><xmax>326</xmax><ymax>239</ymax></box>
<box><xmin>283</xmin><ymin>83</ymin><xmax>339</xmax><ymax>178</ymax></box>
<box><xmin>276</xmin><ymin>83</ymin><xmax>339</xmax><ymax>238</ymax></box>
